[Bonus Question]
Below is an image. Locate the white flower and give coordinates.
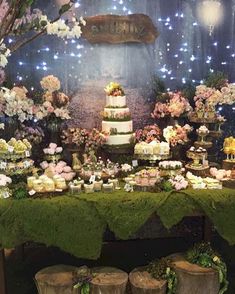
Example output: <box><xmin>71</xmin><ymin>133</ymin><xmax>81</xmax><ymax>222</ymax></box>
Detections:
<box><xmin>0</xmin><ymin>54</ymin><xmax>8</xmax><ymax>68</ymax></box>
<box><xmin>79</xmin><ymin>16</ymin><xmax>86</xmax><ymax>26</ymax></box>
<box><xmin>0</xmin><ymin>123</ymin><xmax>4</xmax><ymax>129</ymax></box>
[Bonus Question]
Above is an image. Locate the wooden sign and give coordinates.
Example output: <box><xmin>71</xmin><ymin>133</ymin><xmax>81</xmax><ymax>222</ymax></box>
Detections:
<box><xmin>82</xmin><ymin>14</ymin><xmax>159</xmax><ymax>44</ymax></box>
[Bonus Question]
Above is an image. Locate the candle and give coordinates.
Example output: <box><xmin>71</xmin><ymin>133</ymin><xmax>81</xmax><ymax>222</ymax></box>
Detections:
<box><xmin>84</xmin><ymin>184</ymin><xmax>94</xmax><ymax>194</ymax></box>
<box><xmin>103</xmin><ymin>183</ymin><xmax>114</xmax><ymax>193</ymax></box>
<box><xmin>94</xmin><ymin>181</ymin><xmax>103</xmax><ymax>192</ymax></box>
<box><xmin>69</xmin><ymin>184</ymin><xmax>82</xmax><ymax>194</ymax></box>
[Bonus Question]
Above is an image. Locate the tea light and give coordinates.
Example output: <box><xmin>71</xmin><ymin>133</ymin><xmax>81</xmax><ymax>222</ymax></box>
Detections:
<box><xmin>27</xmin><ymin>176</ymin><xmax>36</xmax><ymax>189</ymax></box>
<box><xmin>69</xmin><ymin>184</ymin><xmax>82</xmax><ymax>194</ymax></box>
<box><xmin>44</xmin><ymin>178</ymin><xmax>55</xmax><ymax>192</ymax></box>
<box><xmin>94</xmin><ymin>180</ymin><xmax>103</xmax><ymax>192</ymax></box>
<box><xmin>108</xmin><ymin>179</ymin><xmax>119</xmax><ymax>189</ymax></box>
<box><xmin>84</xmin><ymin>184</ymin><xmax>94</xmax><ymax>194</ymax></box>
<box><xmin>103</xmin><ymin>183</ymin><xmax>114</xmax><ymax>193</ymax></box>
<box><xmin>55</xmin><ymin>178</ymin><xmax>67</xmax><ymax>190</ymax></box>
<box><xmin>33</xmin><ymin>180</ymin><xmax>44</xmax><ymax>193</ymax></box>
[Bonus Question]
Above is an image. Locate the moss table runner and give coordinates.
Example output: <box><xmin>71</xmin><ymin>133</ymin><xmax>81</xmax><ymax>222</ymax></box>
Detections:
<box><xmin>0</xmin><ymin>189</ymin><xmax>234</xmax><ymax>260</ymax></box>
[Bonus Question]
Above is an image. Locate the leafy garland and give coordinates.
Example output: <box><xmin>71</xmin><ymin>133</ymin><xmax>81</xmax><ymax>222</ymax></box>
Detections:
<box><xmin>186</xmin><ymin>242</ymin><xmax>229</xmax><ymax>294</ymax></box>
<box><xmin>147</xmin><ymin>258</ymin><xmax>177</xmax><ymax>294</ymax></box>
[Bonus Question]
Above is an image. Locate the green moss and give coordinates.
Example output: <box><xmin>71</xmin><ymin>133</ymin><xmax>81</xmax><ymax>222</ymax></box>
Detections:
<box><xmin>0</xmin><ymin>188</ymin><xmax>235</xmax><ymax>260</ymax></box>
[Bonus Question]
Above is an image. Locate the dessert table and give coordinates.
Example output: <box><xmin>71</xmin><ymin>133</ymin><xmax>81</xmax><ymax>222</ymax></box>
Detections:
<box><xmin>0</xmin><ymin>188</ymin><xmax>235</xmax><ymax>294</ymax></box>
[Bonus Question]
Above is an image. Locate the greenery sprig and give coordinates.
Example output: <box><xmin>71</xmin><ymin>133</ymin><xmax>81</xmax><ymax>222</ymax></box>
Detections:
<box><xmin>147</xmin><ymin>258</ymin><xmax>177</xmax><ymax>294</ymax></box>
<box><xmin>186</xmin><ymin>242</ymin><xmax>229</xmax><ymax>294</ymax></box>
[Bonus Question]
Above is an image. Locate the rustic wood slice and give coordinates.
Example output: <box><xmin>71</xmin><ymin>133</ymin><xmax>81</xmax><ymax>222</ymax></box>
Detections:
<box><xmin>82</xmin><ymin>14</ymin><xmax>159</xmax><ymax>44</ymax></box>
<box><xmin>129</xmin><ymin>267</ymin><xmax>167</xmax><ymax>294</ymax></box>
<box><xmin>170</xmin><ymin>254</ymin><xmax>220</xmax><ymax>294</ymax></box>
<box><xmin>185</xmin><ymin>164</ymin><xmax>210</xmax><ymax>177</ymax></box>
<box><xmin>35</xmin><ymin>264</ymin><xmax>88</xmax><ymax>294</ymax></box>
<box><xmin>222</xmin><ymin>160</ymin><xmax>235</xmax><ymax>171</ymax></box>
<box><xmin>90</xmin><ymin>267</ymin><xmax>128</xmax><ymax>294</ymax></box>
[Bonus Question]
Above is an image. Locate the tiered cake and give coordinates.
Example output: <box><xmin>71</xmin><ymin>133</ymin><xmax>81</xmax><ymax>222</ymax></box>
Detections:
<box><xmin>102</xmin><ymin>82</ymin><xmax>134</xmax><ymax>146</ymax></box>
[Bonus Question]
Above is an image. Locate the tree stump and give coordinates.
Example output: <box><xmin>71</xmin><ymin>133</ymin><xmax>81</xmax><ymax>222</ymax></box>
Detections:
<box><xmin>90</xmin><ymin>267</ymin><xmax>128</xmax><ymax>294</ymax></box>
<box><xmin>129</xmin><ymin>267</ymin><xmax>167</xmax><ymax>294</ymax></box>
<box><xmin>35</xmin><ymin>264</ymin><xmax>88</xmax><ymax>294</ymax></box>
<box><xmin>170</xmin><ymin>254</ymin><xmax>220</xmax><ymax>294</ymax></box>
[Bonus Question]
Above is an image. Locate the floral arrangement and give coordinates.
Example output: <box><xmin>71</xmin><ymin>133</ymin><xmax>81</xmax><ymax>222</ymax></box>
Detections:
<box><xmin>220</xmin><ymin>83</ymin><xmax>235</xmax><ymax>105</ymax></box>
<box><xmin>163</xmin><ymin>124</ymin><xmax>192</xmax><ymax>146</ymax></box>
<box><xmin>62</xmin><ymin>128</ymin><xmax>108</xmax><ymax>153</ymax></box>
<box><xmin>104</xmin><ymin>82</ymin><xmax>125</xmax><ymax>96</ymax></box>
<box><xmin>35</xmin><ymin>75</ymin><xmax>70</xmax><ymax>121</ymax></box>
<box><xmin>43</xmin><ymin>143</ymin><xmax>63</xmax><ymax>155</ymax></box>
<box><xmin>101</xmin><ymin>110</ymin><xmax>130</xmax><ymax>122</ymax></box>
<box><xmin>194</xmin><ymin>85</ymin><xmax>222</xmax><ymax>113</ymax></box>
<box><xmin>169</xmin><ymin>175</ymin><xmax>188</xmax><ymax>191</ymax></box>
<box><xmin>135</xmin><ymin>125</ymin><xmax>161</xmax><ymax>143</ymax></box>
<box><xmin>0</xmin><ymin>174</ymin><xmax>12</xmax><ymax>186</ymax></box>
<box><xmin>0</xmin><ymin>86</ymin><xmax>34</xmax><ymax>122</ymax></box>
<box><xmin>0</xmin><ymin>1</ymin><xmax>84</xmax><ymax>72</ymax></box>
<box><xmin>147</xmin><ymin>258</ymin><xmax>177</xmax><ymax>294</ymax></box>
<box><xmin>152</xmin><ymin>91</ymin><xmax>191</xmax><ymax>119</ymax></box>
<box><xmin>186</xmin><ymin>242</ymin><xmax>228</xmax><ymax>294</ymax></box>
<box><xmin>15</xmin><ymin>125</ymin><xmax>44</xmax><ymax>145</ymax></box>
<box><xmin>40</xmin><ymin>160</ymin><xmax>76</xmax><ymax>182</ymax></box>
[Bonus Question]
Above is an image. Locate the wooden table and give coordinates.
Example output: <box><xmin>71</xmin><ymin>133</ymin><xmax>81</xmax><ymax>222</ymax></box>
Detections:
<box><xmin>0</xmin><ymin>214</ymin><xmax>212</xmax><ymax>294</ymax></box>
<box><xmin>0</xmin><ymin>249</ymin><xmax>7</xmax><ymax>294</ymax></box>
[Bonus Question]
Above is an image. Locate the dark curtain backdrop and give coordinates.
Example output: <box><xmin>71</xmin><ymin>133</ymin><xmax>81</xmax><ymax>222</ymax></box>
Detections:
<box><xmin>6</xmin><ymin>0</ymin><xmax>235</xmax><ymax>93</ymax></box>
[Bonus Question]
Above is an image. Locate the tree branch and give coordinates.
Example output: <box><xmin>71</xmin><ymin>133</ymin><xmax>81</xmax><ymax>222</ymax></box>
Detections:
<box><xmin>10</xmin><ymin>15</ymin><xmax>61</xmax><ymax>53</ymax></box>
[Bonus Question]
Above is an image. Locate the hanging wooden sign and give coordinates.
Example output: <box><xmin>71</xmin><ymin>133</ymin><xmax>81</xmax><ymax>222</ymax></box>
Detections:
<box><xmin>82</xmin><ymin>14</ymin><xmax>159</xmax><ymax>44</ymax></box>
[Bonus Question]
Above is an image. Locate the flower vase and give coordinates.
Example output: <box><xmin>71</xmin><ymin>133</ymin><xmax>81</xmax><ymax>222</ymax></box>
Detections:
<box><xmin>197</xmin><ymin>111</ymin><xmax>204</xmax><ymax>119</ymax></box>
<box><xmin>207</xmin><ymin>111</ymin><xmax>215</xmax><ymax>119</ymax></box>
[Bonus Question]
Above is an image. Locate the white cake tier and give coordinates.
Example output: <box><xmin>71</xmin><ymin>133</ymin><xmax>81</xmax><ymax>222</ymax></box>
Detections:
<box><xmin>106</xmin><ymin>134</ymin><xmax>133</xmax><ymax>145</ymax></box>
<box><xmin>102</xmin><ymin>120</ymin><xmax>133</xmax><ymax>134</ymax></box>
<box><xmin>106</xmin><ymin>95</ymin><xmax>126</xmax><ymax>107</ymax></box>
<box><xmin>104</xmin><ymin>107</ymin><xmax>130</xmax><ymax>118</ymax></box>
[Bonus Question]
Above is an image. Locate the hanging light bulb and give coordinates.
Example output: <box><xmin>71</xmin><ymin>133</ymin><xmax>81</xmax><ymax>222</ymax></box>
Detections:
<box><xmin>197</xmin><ymin>0</ymin><xmax>223</xmax><ymax>35</ymax></box>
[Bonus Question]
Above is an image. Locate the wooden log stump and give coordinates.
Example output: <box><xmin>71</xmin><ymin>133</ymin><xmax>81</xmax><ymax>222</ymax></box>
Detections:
<box><xmin>35</xmin><ymin>264</ymin><xmax>88</xmax><ymax>294</ymax></box>
<box><xmin>90</xmin><ymin>267</ymin><xmax>128</xmax><ymax>294</ymax></box>
<box><xmin>170</xmin><ymin>254</ymin><xmax>220</xmax><ymax>294</ymax></box>
<box><xmin>129</xmin><ymin>267</ymin><xmax>167</xmax><ymax>294</ymax></box>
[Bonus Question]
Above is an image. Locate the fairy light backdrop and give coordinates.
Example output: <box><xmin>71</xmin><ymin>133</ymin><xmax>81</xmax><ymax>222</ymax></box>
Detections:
<box><xmin>4</xmin><ymin>0</ymin><xmax>235</xmax><ymax>130</ymax></box>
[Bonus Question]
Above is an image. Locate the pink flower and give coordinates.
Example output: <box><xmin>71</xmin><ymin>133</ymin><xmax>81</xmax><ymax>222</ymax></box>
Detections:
<box><xmin>40</xmin><ymin>161</ymin><xmax>49</xmax><ymax>169</ymax></box>
<box><xmin>63</xmin><ymin>166</ymin><xmax>72</xmax><ymax>173</ymax></box>
<box><xmin>48</xmin><ymin>148</ymin><xmax>55</xmax><ymax>155</ymax></box>
<box><xmin>47</xmin><ymin>106</ymin><xmax>54</xmax><ymax>113</ymax></box>
<box><xmin>55</xmin><ymin>147</ymin><xmax>63</xmax><ymax>153</ymax></box>
<box><xmin>57</xmin><ymin>161</ymin><xmax>67</xmax><ymax>168</ymax></box>
<box><xmin>49</xmin><ymin>143</ymin><xmax>57</xmax><ymax>150</ymax></box>
<box><xmin>55</xmin><ymin>166</ymin><xmax>63</xmax><ymax>174</ymax></box>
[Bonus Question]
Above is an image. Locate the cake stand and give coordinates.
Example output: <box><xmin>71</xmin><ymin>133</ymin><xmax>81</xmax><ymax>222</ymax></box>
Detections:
<box><xmin>186</xmin><ymin>150</ymin><xmax>209</xmax><ymax>177</ymax></box>
<box><xmin>135</xmin><ymin>153</ymin><xmax>171</xmax><ymax>166</ymax></box>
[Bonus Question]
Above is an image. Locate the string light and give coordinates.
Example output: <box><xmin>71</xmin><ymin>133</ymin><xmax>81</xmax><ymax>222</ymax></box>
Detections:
<box><xmin>6</xmin><ymin>0</ymin><xmax>235</xmax><ymax>90</ymax></box>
